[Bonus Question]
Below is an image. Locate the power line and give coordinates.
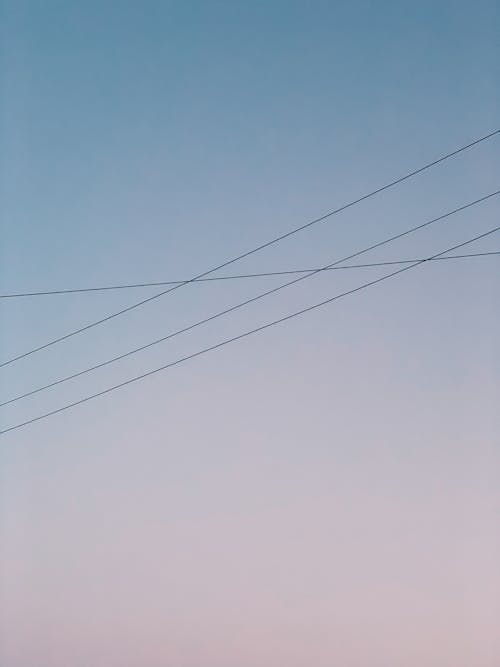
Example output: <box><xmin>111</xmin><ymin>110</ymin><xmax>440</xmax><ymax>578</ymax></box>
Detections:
<box><xmin>1</xmin><ymin>129</ymin><xmax>498</xmax><ymax>369</ymax></box>
<box><xmin>2</xmin><ymin>226</ymin><xmax>497</xmax><ymax>436</ymax></box>
<box><xmin>1</xmin><ymin>250</ymin><xmax>499</xmax><ymax>299</ymax></box>
<box><xmin>2</xmin><ymin>191</ymin><xmax>497</xmax><ymax>408</ymax></box>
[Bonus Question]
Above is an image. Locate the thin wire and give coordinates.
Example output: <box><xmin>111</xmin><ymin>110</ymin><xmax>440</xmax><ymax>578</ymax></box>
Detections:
<box><xmin>1</xmin><ymin>129</ymin><xmax>498</xmax><ymax>369</ymax></box>
<box><xmin>1</xmin><ymin>227</ymin><xmax>498</xmax><ymax>436</ymax></box>
<box><xmin>2</xmin><ymin>250</ymin><xmax>499</xmax><ymax>299</ymax></box>
<box><xmin>2</xmin><ymin>192</ymin><xmax>498</xmax><ymax>408</ymax></box>
<box><xmin>2</xmin><ymin>192</ymin><xmax>497</xmax><ymax>408</ymax></box>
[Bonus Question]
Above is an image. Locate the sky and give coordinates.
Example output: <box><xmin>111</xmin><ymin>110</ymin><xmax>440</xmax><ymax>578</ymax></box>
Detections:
<box><xmin>0</xmin><ymin>1</ymin><xmax>499</xmax><ymax>665</ymax></box>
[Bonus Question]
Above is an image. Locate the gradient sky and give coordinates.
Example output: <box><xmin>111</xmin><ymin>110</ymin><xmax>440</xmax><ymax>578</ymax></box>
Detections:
<box><xmin>1</xmin><ymin>1</ymin><xmax>499</xmax><ymax>665</ymax></box>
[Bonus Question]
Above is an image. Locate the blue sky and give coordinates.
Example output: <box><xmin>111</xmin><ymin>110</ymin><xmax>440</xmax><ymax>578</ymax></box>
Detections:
<box><xmin>1</xmin><ymin>2</ymin><xmax>499</xmax><ymax>665</ymax></box>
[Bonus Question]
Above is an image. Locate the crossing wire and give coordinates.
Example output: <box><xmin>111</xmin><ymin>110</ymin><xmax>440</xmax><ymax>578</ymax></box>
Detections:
<box><xmin>1</xmin><ymin>250</ymin><xmax>499</xmax><ymax>299</ymax></box>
